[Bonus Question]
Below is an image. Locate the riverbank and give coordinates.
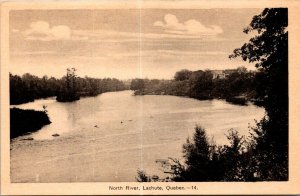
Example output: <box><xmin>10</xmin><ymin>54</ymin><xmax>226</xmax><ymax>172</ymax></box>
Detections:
<box><xmin>130</xmin><ymin>68</ymin><xmax>265</xmax><ymax>106</ymax></box>
<box><xmin>134</xmin><ymin>89</ymin><xmax>262</xmax><ymax>106</ymax></box>
<box><xmin>10</xmin><ymin>108</ymin><xmax>51</xmax><ymax>139</ymax></box>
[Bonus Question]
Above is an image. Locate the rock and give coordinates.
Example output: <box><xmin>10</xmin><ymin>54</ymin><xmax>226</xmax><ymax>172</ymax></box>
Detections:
<box><xmin>52</xmin><ymin>133</ymin><xmax>60</xmax><ymax>137</ymax></box>
<box><xmin>151</xmin><ymin>175</ymin><xmax>159</xmax><ymax>180</ymax></box>
<box><xmin>22</xmin><ymin>137</ymin><xmax>34</xmax><ymax>141</ymax></box>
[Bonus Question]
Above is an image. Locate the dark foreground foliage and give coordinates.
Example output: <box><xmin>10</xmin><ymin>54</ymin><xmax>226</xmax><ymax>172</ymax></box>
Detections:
<box><xmin>10</xmin><ymin>108</ymin><xmax>51</xmax><ymax>139</ymax></box>
<box><xmin>137</xmin><ymin>125</ymin><xmax>285</xmax><ymax>182</ymax></box>
<box><xmin>136</xmin><ymin>126</ymin><xmax>250</xmax><ymax>181</ymax></box>
<box><xmin>230</xmin><ymin>8</ymin><xmax>288</xmax><ymax>180</ymax></box>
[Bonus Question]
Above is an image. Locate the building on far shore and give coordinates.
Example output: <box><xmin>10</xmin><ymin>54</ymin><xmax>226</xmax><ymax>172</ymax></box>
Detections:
<box><xmin>224</xmin><ymin>69</ymin><xmax>237</xmax><ymax>76</ymax></box>
<box><xmin>211</xmin><ymin>70</ymin><xmax>226</xmax><ymax>79</ymax></box>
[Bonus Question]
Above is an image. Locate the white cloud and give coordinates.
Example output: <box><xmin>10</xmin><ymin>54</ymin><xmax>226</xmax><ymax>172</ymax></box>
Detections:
<box><xmin>12</xmin><ymin>29</ymin><xmax>20</xmax><ymax>33</ymax></box>
<box><xmin>20</xmin><ymin>17</ymin><xmax>225</xmax><ymax>43</ymax></box>
<box><xmin>51</xmin><ymin>25</ymin><xmax>71</xmax><ymax>40</ymax></box>
<box><xmin>21</xmin><ymin>19</ymin><xmax>223</xmax><ymax>42</ymax></box>
<box><xmin>154</xmin><ymin>14</ymin><xmax>223</xmax><ymax>36</ymax></box>
<box><xmin>23</xmin><ymin>21</ymin><xmax>81</xmax><ymax>41</ymax></box>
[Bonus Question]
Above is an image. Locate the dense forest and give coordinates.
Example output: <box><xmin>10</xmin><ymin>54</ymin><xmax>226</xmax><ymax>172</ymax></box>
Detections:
<box><xmin>131</xmin><ymin>67</ymin><xmax>265</xmax><ymax>105</ymax></box>
<box><xmin>137</xmin><ymin>8</ymin><xmax>288</xmax><ymax>182</ymax></box>
<box><xmin>10</xmin><ymin>69</ymin><xmax>128</xmax><ymax>105</ymax></box>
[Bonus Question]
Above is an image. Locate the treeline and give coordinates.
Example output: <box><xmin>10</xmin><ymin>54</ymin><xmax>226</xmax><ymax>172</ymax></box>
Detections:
<box><xmin>131</xmin><ymin>67</ymin><xmax>265</xmax><ymax>105</ymax></box>
<box><xmin>10</xmin><ymin>72</ymin><xmax>128</xmax><ymax>105</ymax></box>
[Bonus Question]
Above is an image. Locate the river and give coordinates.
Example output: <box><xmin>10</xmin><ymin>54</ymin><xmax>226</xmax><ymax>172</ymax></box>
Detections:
<box><xmin>10</xmin><ymin>90</ymin><xmax>264</xmax><ymax>182</ymax></box>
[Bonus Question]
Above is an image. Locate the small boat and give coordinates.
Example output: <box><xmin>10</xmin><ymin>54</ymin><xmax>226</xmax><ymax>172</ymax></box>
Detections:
<box><xmin>22</xmin><ymin>137</ymin><xmax>34</xmax><ymax>141</ymax></box>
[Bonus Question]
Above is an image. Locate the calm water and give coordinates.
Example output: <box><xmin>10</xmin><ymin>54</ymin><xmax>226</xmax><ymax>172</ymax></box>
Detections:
<box><xmin>11</xmin><ymin>90</ymin><xmax>264</xmax><ymax>182</ymax></box>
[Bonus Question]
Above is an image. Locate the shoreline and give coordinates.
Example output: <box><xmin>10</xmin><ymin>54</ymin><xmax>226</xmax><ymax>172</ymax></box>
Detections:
<box><xmin>10</xmin><ymin>108</ymin><xmax>51</xmax><ymax>139</ymax></box>
<box><xmin>133</xmin><ymin>91</ymin><xmax>263</xmax><ymax>107</ymax></box>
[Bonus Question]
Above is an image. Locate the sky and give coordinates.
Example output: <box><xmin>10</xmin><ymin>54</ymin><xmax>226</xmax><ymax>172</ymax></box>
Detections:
<box><xmin>9</xmin><ymin>8</ymin><xmax>262</xmax><ymax>79</ymax></box>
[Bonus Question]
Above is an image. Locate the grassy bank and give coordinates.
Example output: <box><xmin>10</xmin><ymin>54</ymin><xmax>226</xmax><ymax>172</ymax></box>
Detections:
<box><xmin>10</xmin><ymin>108</ymin><xmax>51</xmax><ymax>139</ymax></box>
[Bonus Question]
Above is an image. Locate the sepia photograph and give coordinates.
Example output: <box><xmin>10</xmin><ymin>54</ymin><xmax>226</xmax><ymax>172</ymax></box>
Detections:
<box><xmin>1</xmin><ymin>0</ymin><xmax>300</xmax><ymax>195</ymax></box>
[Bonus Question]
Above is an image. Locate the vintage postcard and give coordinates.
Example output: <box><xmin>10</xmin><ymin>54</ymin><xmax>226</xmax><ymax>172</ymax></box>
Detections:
<box><xmin>1</xmin><ymin>0</ymin><xmax>300</xmax><ymax>195</ymax></box>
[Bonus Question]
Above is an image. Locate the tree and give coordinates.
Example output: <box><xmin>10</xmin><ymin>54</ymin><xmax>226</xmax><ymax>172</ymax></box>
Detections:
<box><xmin>188</xmin><ymin>70</ymin><xmax>213</xmax><ymax>99</ymax></box>
<box><xmin>10</xmin><ymin>73</ymin><xmax>33</xmax><ymax>104</ymax></box>
<box><xmin>56</xmin><ymin>68</ymin><xmax>80</xmax><ymax>102</ymax></box>
<box><xmin>166</xmin><ymin>126</ymin><xmax>246</xmax><ymax>182</ymax></box>
<box><xmin>130</xmin><ymin>79</ymin><xmax>145</xmax><ymax>91</ymax></box>
<box><xmin>136</xmin><ymin>169</ymin><xmax>151</xmax><ymax>182</ymax></box>
<box><xmin>174</xmin><ymin>69</ymin><xmax>192</xmax><ymax>81</ymax></box>
<box><xmin>10</xmin><ymin>72</ymin><xmax>127</xmax><ymax>105</ymax></box>
<box><xmin>170</xmin><ymin>126</ymin><xmax>211</xmax><ymax>181</ymax></box>
<box><xmin>230</xmin><ymin>8</ymin><xmax>288</xmax><ymax>180</ymax></box>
